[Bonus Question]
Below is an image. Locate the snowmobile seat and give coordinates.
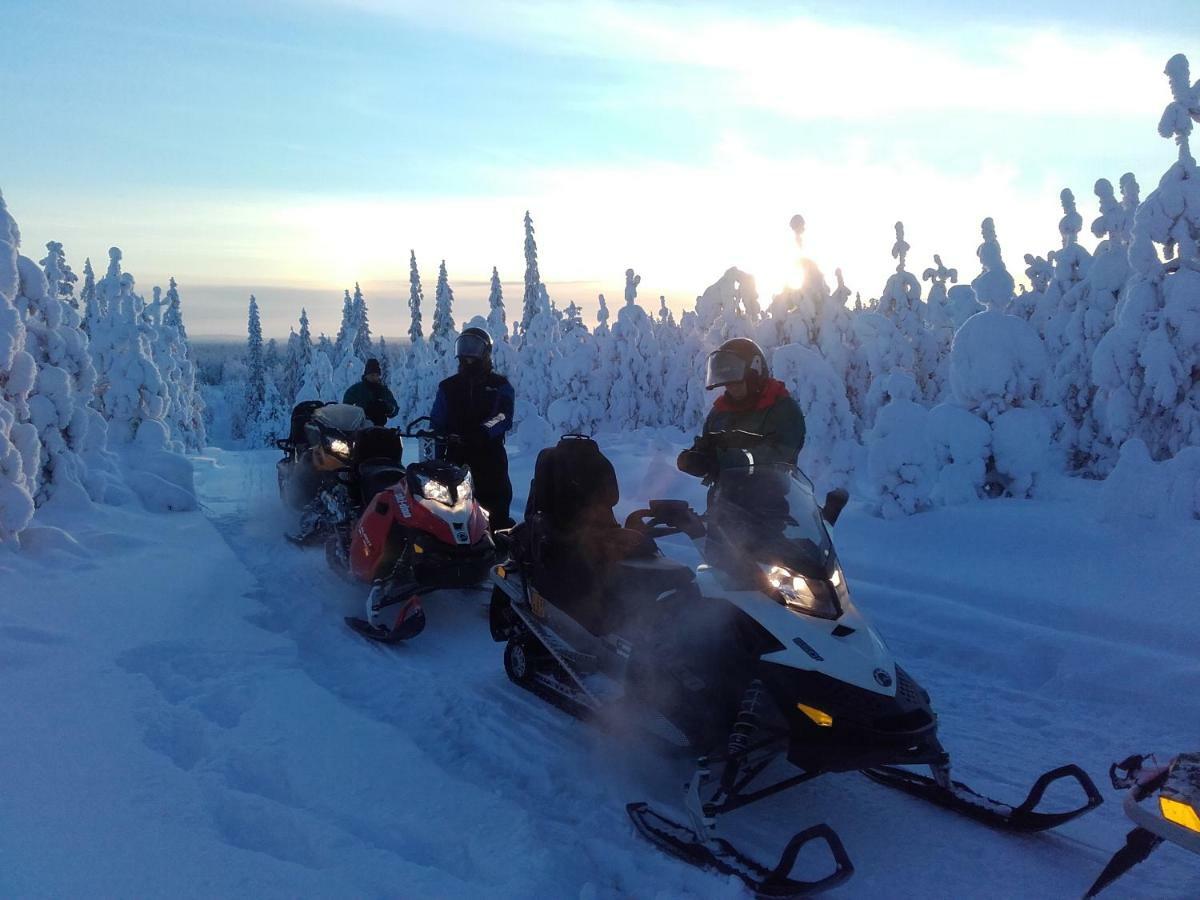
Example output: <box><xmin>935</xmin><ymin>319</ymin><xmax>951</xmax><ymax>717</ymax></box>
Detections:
<box><xmin>525</xmin><ymin>436</ymin><xmax>689</xmax><ymax>634</ymax></box>
<box><xmin>358</xmin><ymin>463</ymin><xmax>406</xmax><ymax>503</ymax></box>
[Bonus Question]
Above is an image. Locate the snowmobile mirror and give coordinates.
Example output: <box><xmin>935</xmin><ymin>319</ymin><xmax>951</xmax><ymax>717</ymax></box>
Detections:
<box><xmin>822</xmin><ymin>489</ymin><xmax>849</xmax><ymax>526</ymax></box>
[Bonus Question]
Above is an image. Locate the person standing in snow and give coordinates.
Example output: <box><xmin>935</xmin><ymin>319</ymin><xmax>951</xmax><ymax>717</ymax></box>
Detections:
<box><xmin>342</xmin><ymin>358</ymin><xmax>399</xmax><ymax>427</ymax></box>
<box><xmin>677</xmin><ymin>338</ymin><xmax>806</xmax><ymax>480</ymax></box>
<box><xmin>431</xmin><ymin>327</ymin><xmax>516</xmax><ymax>530</ymax></box>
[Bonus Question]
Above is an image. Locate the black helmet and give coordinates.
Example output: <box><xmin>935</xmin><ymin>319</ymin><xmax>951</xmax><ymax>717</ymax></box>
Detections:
<box><xmin>455</xmin><ymin>326</ymin><xmax>493</xmax><ymax>362</ymax></box>
<box><xmin>705</xmin><ymin>338</ymin><xmax>768</xmax><ymax>391</ymax></box>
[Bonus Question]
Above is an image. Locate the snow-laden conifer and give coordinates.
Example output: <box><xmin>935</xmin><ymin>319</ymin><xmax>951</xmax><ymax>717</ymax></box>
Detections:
<box><xmin>431</xmin><ymin>260</ymin><xmax>456</xmax><ymax>358</ymax></box>
<box><xmin>0</xmin><ymin>191</ymin><xmax>39</xmax><ymax>539</ymax></box>
<box><xmin>1093</xmin><ymin>53</ymin><xmax>1200</xmax><ymax>461</ymax></box>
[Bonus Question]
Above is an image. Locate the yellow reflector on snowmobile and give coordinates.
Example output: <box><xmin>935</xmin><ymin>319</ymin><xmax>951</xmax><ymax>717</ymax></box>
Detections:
<box><xmin>413</xmin><ymin>544</ymin><xmax>424</xmax><ymax>554</ymax></box>
<box><xmin>496</xmin><ymin>565</ymin><xmax>506</xmax><ymax>578</ymax></box>
<box><xmin>797</xmin><ymin>704</ymin><xmax>834</xmax><ymax>727</ymax></box>
<box><xmin>1160</xmin><ymin>796</ymin><xmax>1200</xmax><ymax>833</ymax></box>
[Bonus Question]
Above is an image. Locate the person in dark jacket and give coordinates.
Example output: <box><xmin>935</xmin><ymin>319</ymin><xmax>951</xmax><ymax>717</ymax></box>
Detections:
<box><xmin>342</xmin><ymin>358</ymin><xmax>399</xmax><ymax>427</ymax></box>
<box><xmin>677</xmin><ymin>338</ymin><xmax>806</xmax><ymax>481</ymax></box>
<box><xmin>430</xmin><ymin>327</ymin><xmax>516</xmax><ymax>530</ymax></box>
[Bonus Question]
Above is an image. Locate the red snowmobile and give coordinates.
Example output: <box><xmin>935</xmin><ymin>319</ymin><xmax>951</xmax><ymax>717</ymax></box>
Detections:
<box><xmin>278</xmin><ymin>406</ymin><xmax>495</xmax><ymax>642</ymax></box>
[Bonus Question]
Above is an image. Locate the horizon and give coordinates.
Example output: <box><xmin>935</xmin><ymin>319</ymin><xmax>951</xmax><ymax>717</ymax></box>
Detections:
<box><xmin>6</xmin><ymin>0</ymin><xmax>1192</xmax><ymax>337</ymax></box>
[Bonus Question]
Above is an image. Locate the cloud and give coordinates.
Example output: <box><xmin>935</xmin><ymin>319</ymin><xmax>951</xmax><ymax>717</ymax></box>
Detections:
<box><xmin>314</xmin><ymin>0</ymin><xmax>1179</xmax><ymax>119</ymax></box>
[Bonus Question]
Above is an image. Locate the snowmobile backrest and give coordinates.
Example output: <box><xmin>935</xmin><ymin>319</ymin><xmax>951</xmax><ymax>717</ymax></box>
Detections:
<box><xmin>354</xmin><ymin>427</ymin><xmax>404</xmax><ymax>467</ymax></box>
<box><xmin>525</xmin><ymin>435</ymin><xmax>620</xmax><ymax>534</ymax></box>
<box><xmin>288</xmin><ymin>400</ymin><xmax>327</xmax><ymax>446</ymax></box>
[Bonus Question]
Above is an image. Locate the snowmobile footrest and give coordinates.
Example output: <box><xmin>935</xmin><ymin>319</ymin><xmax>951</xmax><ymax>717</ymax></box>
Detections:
<box><xmin>626</xmin><ymin>802</ymin><xmax>853</xmax><ymax>897</ymax></box>
<box><xmin>861</xmin><ymin>763</ymin><xmax>1103</xmax><ymax>832</ymax></box>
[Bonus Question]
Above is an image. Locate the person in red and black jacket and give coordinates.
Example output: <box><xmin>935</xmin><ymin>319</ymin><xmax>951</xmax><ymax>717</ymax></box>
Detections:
<box><xmin>677</xmin><ymin>338</ymin><xmax>806</xmax><ymax>481</ymax></box>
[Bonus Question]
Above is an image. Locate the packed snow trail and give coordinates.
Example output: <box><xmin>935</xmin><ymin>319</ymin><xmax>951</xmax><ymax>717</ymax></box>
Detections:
<box><xmin>2</xmin><ymin>440</ymin><xmax>1196</xmax><ymax>898</ymax></box>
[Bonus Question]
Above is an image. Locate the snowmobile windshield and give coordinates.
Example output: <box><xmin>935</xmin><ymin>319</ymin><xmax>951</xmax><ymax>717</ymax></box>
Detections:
<box><xmin>705</xmin><ymin>464</ymin><xmax>834</xmax><ymax>582</ymax></box>
<box><xmin>455</xmin><ymin>332</ymin><xmax>489</xmax><ymax>360</ymax></box>
<box><xmin>704</xmin><ymin>349</ymin><xmax>748</xmax><ymax>390</ymax></box>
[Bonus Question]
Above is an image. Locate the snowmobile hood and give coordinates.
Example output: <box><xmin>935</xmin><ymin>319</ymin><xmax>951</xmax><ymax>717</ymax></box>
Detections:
<box><xmin>696</xmin><ymin>566</ymin><xmax>897</xmax><ymax>697</ymax></box>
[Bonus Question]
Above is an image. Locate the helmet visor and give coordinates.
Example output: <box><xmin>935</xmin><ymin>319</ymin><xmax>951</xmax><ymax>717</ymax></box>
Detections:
<box><xmin>455</xmin><ymin>332</ymin><xmax>489</xmax><ymax>360</ymax></box>
<box><xmin>705</xmin><ymin>349</ymin><xmax>748</xmax><ymax>390</ymax></box>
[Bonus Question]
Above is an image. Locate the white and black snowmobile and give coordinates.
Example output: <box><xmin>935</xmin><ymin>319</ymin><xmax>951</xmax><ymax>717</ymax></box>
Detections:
<box><xmin>1085</xmin><ymin>751</ymin><xmax>1200</xmax><ymax>897</ymax></box>
<box><xmin>489</xmin><ymin>435</ymin><xmax>1103</xmax><ymax>897</ymax></box>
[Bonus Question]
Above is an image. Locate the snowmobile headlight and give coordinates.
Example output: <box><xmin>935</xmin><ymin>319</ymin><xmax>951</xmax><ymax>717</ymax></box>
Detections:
<box><xmin>327</xmin><ymin>437</ymin><xmax>351</xmax><ymax>459</ymax></box>
<box><xmin>766</xmin><ymin>565</ymin><xmax>841</xmax><ymax>620</ymax></box>
<box><xmin>416</xmin><ymin>474</ymin><xmax>454</xmax><ymax>506</ymax></box>
<box><xmin>1160</xmin><ymin>796</ymin><xmax>1200</xmax><ymax>833</ymax></box>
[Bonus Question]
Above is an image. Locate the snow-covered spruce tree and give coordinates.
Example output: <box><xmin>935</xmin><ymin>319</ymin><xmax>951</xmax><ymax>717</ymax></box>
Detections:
<box><xmin>547</xmin><ymin>318</ymin><xmax>600</xmax><ymax>435</ymax></box>
<box><xmin>923</xmin><ymin>255</ymin><xmax>959</xmax><ymax>397</ymax></box>
<box><xmin>0</xmin><ymin>191</ymin><xmax>40</xmax><ymax>539</ymax></box>
<box><xmin>515</xmin><ymin>286</ymin><xmax>559</xmax><ymax>425</ymax></box>
<box><xmin>408</xmin><ymin>251</ymin><xmax>424</xmax><ymax>343</ymax></box>
<box><xmin>80</xmin><ymin>257</ymin><xmax>97</xmax><ymax>335</ymax></box>
<box><xmin>239</xmin><ymin>295</ymin><xmax>265</xmax><ymax>443</ymax></box>
<box><xmin>17</xmin><ymin>250</ymin><xmax>94</xmax><ymax>507</ymax></box>
<box><xmin>1041</xmin><ymin>188</ymin><xmax>1095</xmax><ymax>353</ymax></box>
<box><xmin>89</xmin><ymin>249</ymin><xmax>169</xmax><ymax>445</ymax></box>
<box><xmin>949</xmin><ymin>218</ymin><xmax>1053</xmax><ymax>498</ymax></box>
<box><xmin>431</xmin><ymin>260</ymin><xmax>456</xmax><ymax>358</ymax></box>
<box><xmin>879</xmin><ymin>222</ymin><xmax>940</xmax><ymax>401</ymax></box>
<box><xmin>1050</xmin><ymin>177</ymin><xmax>1136</xmax><ymax>472</ymax></box>
<box><xmin>487</xmin><ymin>266</ymin><xmax>506</xmax><ymax>339</ymax></box>
<box><xmin>1093</xmin><ymin>53</ymin><xmax>1200</xmax><ymax>462</ymax></box>
<box><xmin>1018</xmin><ymin>253</ymin><xmax>1053</xmax><ymax>326</ymax></box>
<box><xmin>520</xmin><ymin>211</ymin><xmax>546</xmax><ymax>337</ymax></box>
<box><xmin>41</xmin><ymin>241</ymin><xmax>78</xmax><ymax>308</ymax></box>
<box><xmin>334</xmin><ymin>289</ymin><xmax>356</xmax><ymax>363</ymax></box>
<box><xmin>595</xmin><ymin>293</ymin><xmax>611</xmax><ymax>337</ymax></box>
<box><xmin>317</xmin><ymin>332</ymin><xmax>334</xmax><ymax>358</ymax></box>
<box><xmin>605</xmin><ymin>268</ymin><xmax>661</xmax><ymax>428</ymax></box>
<box><xmin>160</xmin><ymin>278</ymin><xmax>206</xmax><ymax>451</ymax></box>
<box><xmin>295</xmin><ymin>347</ymin><xmax>335</xmax><ymax>403</ymax></box>
<box><xmin>377</xmin><ymin>336</ymin><xmax>391</xmax><ymax>384</ymax></box>
<box><xmin>351</xmin><ymin>282</ymin><xmax>372</xmax><ymax>361</ymax></box>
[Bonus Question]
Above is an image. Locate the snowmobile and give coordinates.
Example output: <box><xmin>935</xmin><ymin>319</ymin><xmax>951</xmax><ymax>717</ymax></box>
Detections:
<box><xmin>1085</xmin><ymin>751</ymin><xmax>1200</xmax><ymax>897</ymax></box>
<box><xmin>488</xmin><ymin>434</ymin><xmax>1103</xmax><ymax>897</ymax></box>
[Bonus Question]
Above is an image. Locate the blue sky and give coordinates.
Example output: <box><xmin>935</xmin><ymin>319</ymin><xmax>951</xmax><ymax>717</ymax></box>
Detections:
<box><xmin>5</xmin><ymin>0</ymin><xmax>1193</xmax><ymax>337</ymax></box>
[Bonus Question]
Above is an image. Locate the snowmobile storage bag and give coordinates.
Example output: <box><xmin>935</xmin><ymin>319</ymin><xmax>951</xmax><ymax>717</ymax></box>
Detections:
<box><xmin>288</xmin><ymin>400</ymin><xmax>327</xmax><ymax>447</ymax></box>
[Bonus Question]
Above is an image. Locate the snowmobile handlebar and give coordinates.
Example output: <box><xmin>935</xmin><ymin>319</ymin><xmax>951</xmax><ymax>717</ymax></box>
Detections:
<box><xmin>624</xmin><ymin>500</ymin><xmax>706</xmax><ymax>540</ymax></box>
<box><xmin>397</xmin><ymin>417</ymin><xmax>464</xmax><ymax>444</ymax></box>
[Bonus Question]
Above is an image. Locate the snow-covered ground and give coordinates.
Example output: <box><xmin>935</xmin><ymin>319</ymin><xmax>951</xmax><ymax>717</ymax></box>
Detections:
<box><xmin>2</xmin><ymin>437</ymin><xmax>1197</xmax><ymax>898</ymax></box>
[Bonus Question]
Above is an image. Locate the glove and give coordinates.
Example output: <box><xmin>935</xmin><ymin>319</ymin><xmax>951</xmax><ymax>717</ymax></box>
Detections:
<box><xmin>677</xmin><ymin>448</ymin><xmax>714</xmax><ymax>479</ymax></box>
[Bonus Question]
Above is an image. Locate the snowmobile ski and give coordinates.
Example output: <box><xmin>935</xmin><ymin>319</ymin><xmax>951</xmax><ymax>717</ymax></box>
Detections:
<box><xmin>1083</xmin><ymin>827</ymin><xmax>1164</xmax><ymax>898</ymax></box>
<box><xmin>626</xmin><ymin>802</ymin><xmax>853</xmax><ymax>897</ymax></box>
<box><xmin>861</xmin><ymin>762</ymin><xmax>1103</xmax><ymax>832</ymax></box>
<box><xmin>343</xmin><ymin>592</ymin><xmax>427</xmax><ymax>643</ymax></box>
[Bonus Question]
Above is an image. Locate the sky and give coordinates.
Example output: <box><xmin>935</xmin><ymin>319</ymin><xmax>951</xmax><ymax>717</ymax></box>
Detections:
<box><xmin>4</xmin><ymin>0</ymin><xmax>1193</xmax><ymax>338</ymax></box>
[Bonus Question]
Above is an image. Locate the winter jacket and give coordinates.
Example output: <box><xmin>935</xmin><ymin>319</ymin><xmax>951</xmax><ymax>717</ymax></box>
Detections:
<box><xmin>678</xmin><ymin>378</ymin><xmax>806</xmax><ymax>477</ymax></box>
<box><xmin>342</xmin><ymin>379</ymin><xmax>399</xmax><ymax>427</ymax></box>
<box><xmin>430</xmin><ymin>371</ymin><xmax>515</xmax><ymax>449</ymax></box>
